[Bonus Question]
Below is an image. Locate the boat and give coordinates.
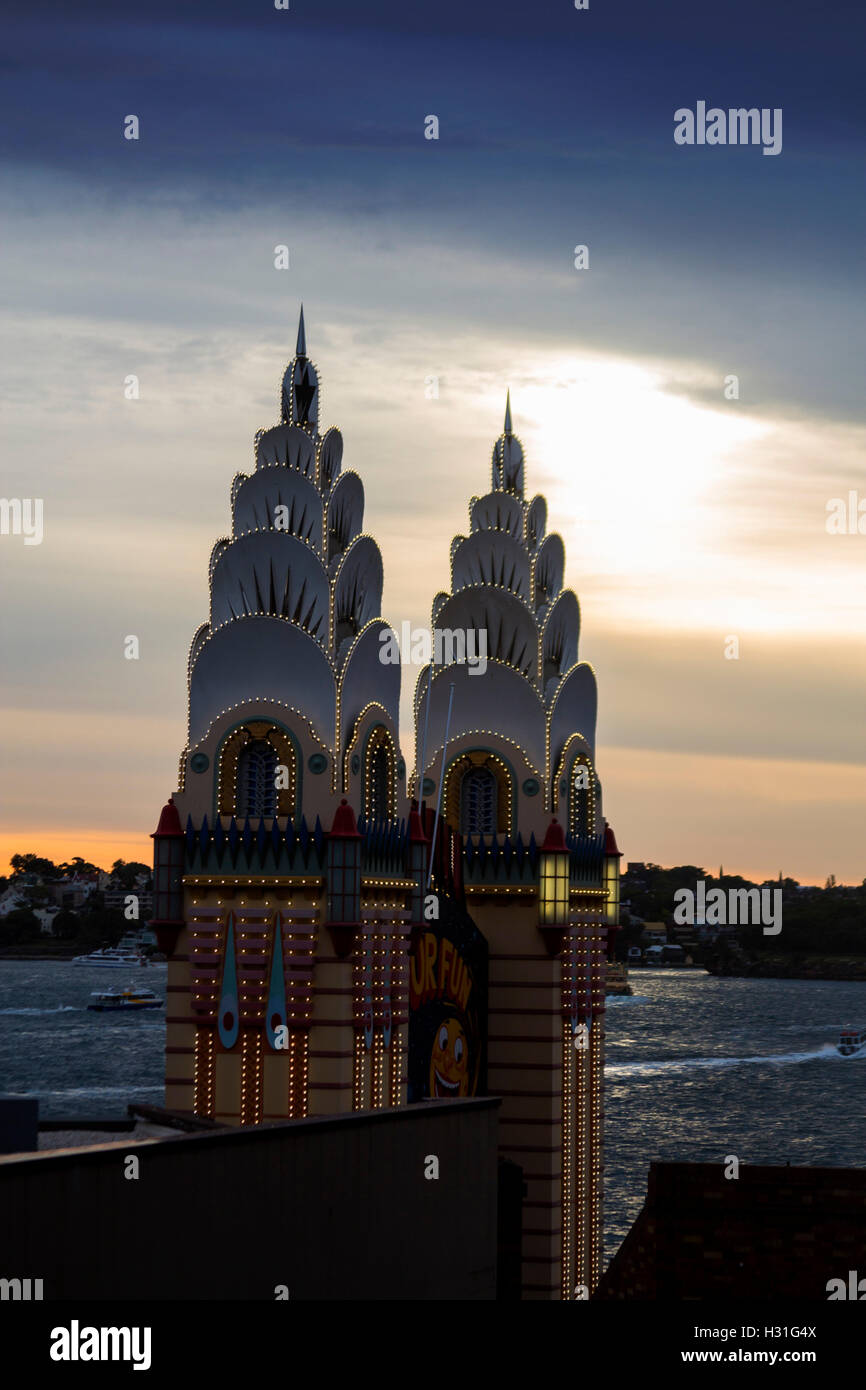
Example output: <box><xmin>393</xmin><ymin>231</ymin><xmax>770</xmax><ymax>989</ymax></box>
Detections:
<box><xmin>606</xmin><ymin>962</ymin><xmax>633</xmax><ymax>997</ymax></box>
<box><xmin>73</xmin><ymin>946</ymin><xmax>145</xmax><ymax>968</ymax></box>
<box><xmin>837</xmin><ymin>1027</ymin><xmax>863</xmax><ymax>1056</ymax></box>
<box><xmin>87</xmin><ymin>984</ymin><xmax>163</xmax><ymax>1012</ymax></box>
<box><xmin>73</xmin><ymin>932</ymin><xmax>154</xmax><ymax>968</ymax></box>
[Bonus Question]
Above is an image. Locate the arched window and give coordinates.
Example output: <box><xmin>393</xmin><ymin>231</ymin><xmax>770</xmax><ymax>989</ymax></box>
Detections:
<box><xmin>460</xmin><ymin>767</ymin><xmax>498</xmax><ymax>836</ymax></box>
<box><xmin>237</xmin><ymin>740</ymin><xmax>278</xmax><ymax>819</ymax></box>
<box><xmin>570</xmin><ymin>758</ymin><xmax>594</xmax><ymax>839</ymax></box>
<box><xmin>369</xmin><ymin>743</ymin><xmax>389</xmax><ymax>822</ymax></box>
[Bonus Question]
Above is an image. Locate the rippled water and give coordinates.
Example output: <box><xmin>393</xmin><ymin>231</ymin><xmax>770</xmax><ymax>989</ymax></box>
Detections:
<box><xmin>605</xmin><ymin>969</ymin><xmax>866</xmax><ymax>1260</ymax></box>
<box><xmin>2</xmin><ymin>962</ymin><xmax>864</xmax><ymax>1269</ymax></box>
<box><xmin>0</xmin><ymin>961</ymin><xmax>167</xmax><ymax>1113</ymax></box>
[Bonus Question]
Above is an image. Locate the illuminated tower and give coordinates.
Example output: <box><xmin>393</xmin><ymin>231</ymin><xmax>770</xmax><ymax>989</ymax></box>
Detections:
<box><xmin>151</xmin><ymin>331</ymin><xmax>619</xmax><ymax>1301</ymax></box>
<box><xmin>153</xmin><ymin>309</ymin><xmax>419</xmax><ymax>1124</ymax></box>
<box><xmin>414</xmin><ymin>394</ymin><xmax>618</xmax><ymax>1299</ymax></box>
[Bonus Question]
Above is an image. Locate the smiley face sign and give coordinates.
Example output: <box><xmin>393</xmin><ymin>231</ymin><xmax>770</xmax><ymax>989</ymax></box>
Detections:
<box><xmin>429</xmin><ymin>1016</ymin><xmax>470</xmax><ymax>1098</ymax></box>
<box><xmin>408</xmin><ymin>900</ymin><xmax>487</xmax><ymax>1104</ymax></box>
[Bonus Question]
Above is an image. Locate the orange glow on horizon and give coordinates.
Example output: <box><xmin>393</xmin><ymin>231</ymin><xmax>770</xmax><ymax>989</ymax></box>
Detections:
<box><xmin>0</xmin><ymin>829</ymin><xmax>153</xmax><ymax>875</ymax></box>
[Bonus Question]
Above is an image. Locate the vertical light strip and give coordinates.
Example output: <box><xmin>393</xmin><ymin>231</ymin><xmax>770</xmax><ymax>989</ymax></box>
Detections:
<box><xmin>590</xmin><ymin>989</ymin><xmax>604</xmax><ymax>1291</ymax></box>
<box><xmin>574</xmin><ymin>923</ymin><xmax>589</xmax><ymax>1295</ymax></box>
<box><xmin>300</xmin><ymin>1031</ymin><xmax>309</xmax><ymax>1117</ymax></box>
<box><xmin>371</xmin><ymin>919</ymin><xmax>385</xmax><ymax>1109</ymax></box>
<box><xmin>240</xmin><ymin>1032</ymin><xmax>263</xmax><ymax>1125</ymax></box>
<box><xmin>253</xmin><ymin>1031</ymin><xmax>263</xmax><ymax>1124</ymax></box>
<box><xmin>353</xmin><ymin>1031</ymin><xmax>365</xmax><ymax>1111</ymax></box>
<box><xmin>194</xmin><ymin>1028</ymin><xmax>216</xmax><ymax>1117</ymax></box>
<box><xmin>561</xmin><ymin>1023</ymin><xmax>575</xmax><ymax>1299</ymax></box>
<box><xmin>575</xmin><ymin>1037</ymin><xmax>587</xmax><ymax>1292</ymax></box>
<box><xmin>353</xmin><ymin>930</ymin><xmax>365</xmax><ymax>1110</ymax></box>
<box><xmin>372</xmin><ymin>1032</ymin><xmax>384</xmax><ymax>1110</ymax></box>
<box><xmin>388</xmin><ymin>1025</ymin><xmax>401</xmax><ymax>1108</ymax></box>
<box><xmin>240</xmin><ymin>1032</ymin><xmax>251</xmax><ymax>1124</ymax></box>
<box><xmin>288</xmin><ymin>1031</ymin><xmax>305</xmax><ymax>1119</ymax></box>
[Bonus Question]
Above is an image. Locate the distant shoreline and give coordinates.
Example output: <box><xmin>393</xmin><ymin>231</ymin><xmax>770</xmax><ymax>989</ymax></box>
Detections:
<box><xmin>0</xmin><ymin>953</ymin><xmax>164</xmax><ymax>963</ymax></box>
<box><xmin>704</xmin><ymin>956</ymin><xmax>866</xmax><ymax>983</ymax></box>
<box><xmin>3</xmin><ymin>953</ymin><xmax>864</xmax><ymax>984</ymax></box>
<box><xmin>0</xmin><ymin>953</ymin><xmax>79</xmax><ymax>961</ymax></box>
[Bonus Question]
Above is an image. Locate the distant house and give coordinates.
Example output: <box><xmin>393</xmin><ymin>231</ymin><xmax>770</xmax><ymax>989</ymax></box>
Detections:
<box><xmin>0</xmin><ymin>887</ymin><xmax>31</xmax><ymax>919</ymax></box>
<box><xmin>102</xmin><ymin>886</ymin><xmax>153</xmax><ymax>916</ymax></box>
<box><xmin>47</xmin><ymin>877</ymin><xmax>97</xmax><ymax>911</ymax></box>
<box><xmin>32</xmin><ymin>905</ymin><xmax>60</xmax><ymax>935</ymax></box>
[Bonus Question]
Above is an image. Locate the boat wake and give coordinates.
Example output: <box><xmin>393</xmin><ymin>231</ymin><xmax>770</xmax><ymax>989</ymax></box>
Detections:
<box><xmin>606</xmin><ymin>1042</ymin><xmax>853</xmax><ymax>1079</ymax></box>
<box><xmin>9</xmin><ymin>1084</ymin><xmax>164</xmax><ymax>1100</ymax></box>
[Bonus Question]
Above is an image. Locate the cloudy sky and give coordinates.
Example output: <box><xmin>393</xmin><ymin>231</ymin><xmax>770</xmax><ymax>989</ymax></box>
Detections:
<box><xmin>1</xmin><ymin>0</ymin><xmax>864</xmax><ymax>882</ymax></box>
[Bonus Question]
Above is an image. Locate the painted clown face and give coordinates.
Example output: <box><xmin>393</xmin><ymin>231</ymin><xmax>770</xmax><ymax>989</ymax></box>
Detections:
<box><xmin>429</xmin><ymin>1017</ymin><xmax>470</xmax><ymax>1098</ymax></box>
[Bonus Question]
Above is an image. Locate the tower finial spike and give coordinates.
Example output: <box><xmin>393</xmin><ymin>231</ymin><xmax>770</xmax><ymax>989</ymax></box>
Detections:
<box><xmin>296</xmin><ymin>303</ymin><xmax>306</xmax><ymax>358</ymax></box>
<box><xmin>504</xmin><ymin>388</ymin><xmax>512</xmax><ymax>435</ymax></box>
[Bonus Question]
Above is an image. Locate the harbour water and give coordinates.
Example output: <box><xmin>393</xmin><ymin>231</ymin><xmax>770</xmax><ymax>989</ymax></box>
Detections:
<box><xmin>1</xmin><ymin>962</ymin><xmax>863</xmax><ymax>1267</ymax></box>
<box><xmin>0</xmin><ymin>961</ymin><xmax>167</xmax><ymax>1117</ymax></box>
<box><xmin>605</xmin><ymin>970</ymin><xmax>866</xmax><ymax>1260</ymax></box>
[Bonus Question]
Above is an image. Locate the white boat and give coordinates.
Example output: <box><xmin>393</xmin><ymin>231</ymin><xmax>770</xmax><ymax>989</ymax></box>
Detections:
<box><xmin>73</xmin><ymin>932</ymin><xmax>153</xmax><ymax>967</ymax></box>
<box><xmin>87</xmin><ymin>984</ymin><xmax>163</xmax><ymax>1012</ymax></box>
<box><xmin>73</xmin><ymin>946</ymin><xmax>145</xmax><ymax>968</ymax></box>
<box><xmin>837</xmin><ymin>1027</ymin><xmax>863</xmax><ymax>1056</ymax></box>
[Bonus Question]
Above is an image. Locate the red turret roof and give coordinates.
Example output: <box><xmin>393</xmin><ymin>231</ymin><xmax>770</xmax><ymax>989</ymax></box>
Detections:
<box><xmin>151</xmin><ymin>796</ymin><xmax>183</xmax><ymax>838</ymax></box>
<box><xmin>330</xmin><ymin>798</ymin><xmax>361</xmax><ymax>838</ymax></box>
<box><xmin>408</xmin><ymin>800</ymin><xmax>429</xmax><ymax>844</ymax></box>
<box><xmin>541</xmin><ymin>817</ymin><xmax>567</xmax><ymax>852</ymax></box>
<box><xmin>604</xmin><ymin>823</ymin><xmax>622</xmax><ymax>857</ymax></box>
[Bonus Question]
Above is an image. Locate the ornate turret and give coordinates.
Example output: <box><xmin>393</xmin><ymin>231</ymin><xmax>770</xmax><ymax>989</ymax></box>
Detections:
<box><xmin>416</xmin><ymin>394</ymin><xmax>600</xmax><ymax>844</ymax></box>
<box><xmin>414</xmin><ymin>392</ymin><xmax>616</xmax><ymax>1302</ymax></box>
<box><xmin>155</xmin><ymin>343</ymin><xmax>615</xmax><ymax>1304</ymax></box>
<box><xmin>158</xmin><ymin>314</ymin><xmax>417</xmax><ymax>1136</ymax></box>
<box><xmin>180</xmin><ymin>307</ymin><xmax>404</xmax><ymax>830</ymax></box>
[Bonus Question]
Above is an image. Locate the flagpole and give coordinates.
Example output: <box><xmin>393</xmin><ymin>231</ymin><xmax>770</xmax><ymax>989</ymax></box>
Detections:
<box><xmin>427</xmin><ymin>681</ymin><xmax>455</xmax><ymax>891</ymax></box>
<box><xmin>416</xmin><ymin>659</ymin><xmax>433</xmax><ymax>806</ymax></box>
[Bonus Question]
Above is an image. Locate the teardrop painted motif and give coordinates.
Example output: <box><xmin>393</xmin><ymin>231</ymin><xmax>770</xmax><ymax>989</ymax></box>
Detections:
<box><xmin>266</xmin><ymin>913</ymin><xmax>289</xmax><ymax>1051</ymax></box>
<box><xmin>218</xmin><ymin>911</ymin><xmax>240</xmax><ymax>1050</ymax></box>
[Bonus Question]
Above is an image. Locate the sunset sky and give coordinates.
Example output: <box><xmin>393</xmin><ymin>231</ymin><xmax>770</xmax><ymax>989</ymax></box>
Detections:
<box><xmin>1</xmin><ymin>0</ymin><xmax>864</xmax><ymax>883</ymax></box>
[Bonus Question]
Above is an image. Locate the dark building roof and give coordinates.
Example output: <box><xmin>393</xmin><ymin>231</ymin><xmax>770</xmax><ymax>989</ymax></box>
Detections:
<box><xmin>595</xmin><ymin>1160</ymin><xmax>866</xmax><ymax>1300</ymax></box>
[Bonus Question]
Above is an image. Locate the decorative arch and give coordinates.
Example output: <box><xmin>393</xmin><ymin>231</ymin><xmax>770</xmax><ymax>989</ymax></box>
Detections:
<box><xmin>556</xmin><ymin>745</ymin><xmax>594</xmax><ymax>839</ymax></box>
<box><xmin>569</xmin><ymin>753</ymin><xmax>595</xmax><ymax>838</ymax></box>
<box><xmin>551</xmin><ymin>737</ymin><xmax>596</xmax><ymax>838</ymax></box>
<box><xmin>216</xmin><ymin>720</ymin><xmax>300</xmax><ymax>820</ymax></box>
<box><xmin>443</xmin><ymin>750</ymin><xmax>514</xmax><ymax>837</ymax></box>
<box><xmin>342</xmin><ymin>701</ymin><xmax>394</xmax><ymax>796</ymax></box>
<box><xmin>362</xmin><ymin>724</ymin><xmax>397</xmax><ymax>822</ymax></box>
